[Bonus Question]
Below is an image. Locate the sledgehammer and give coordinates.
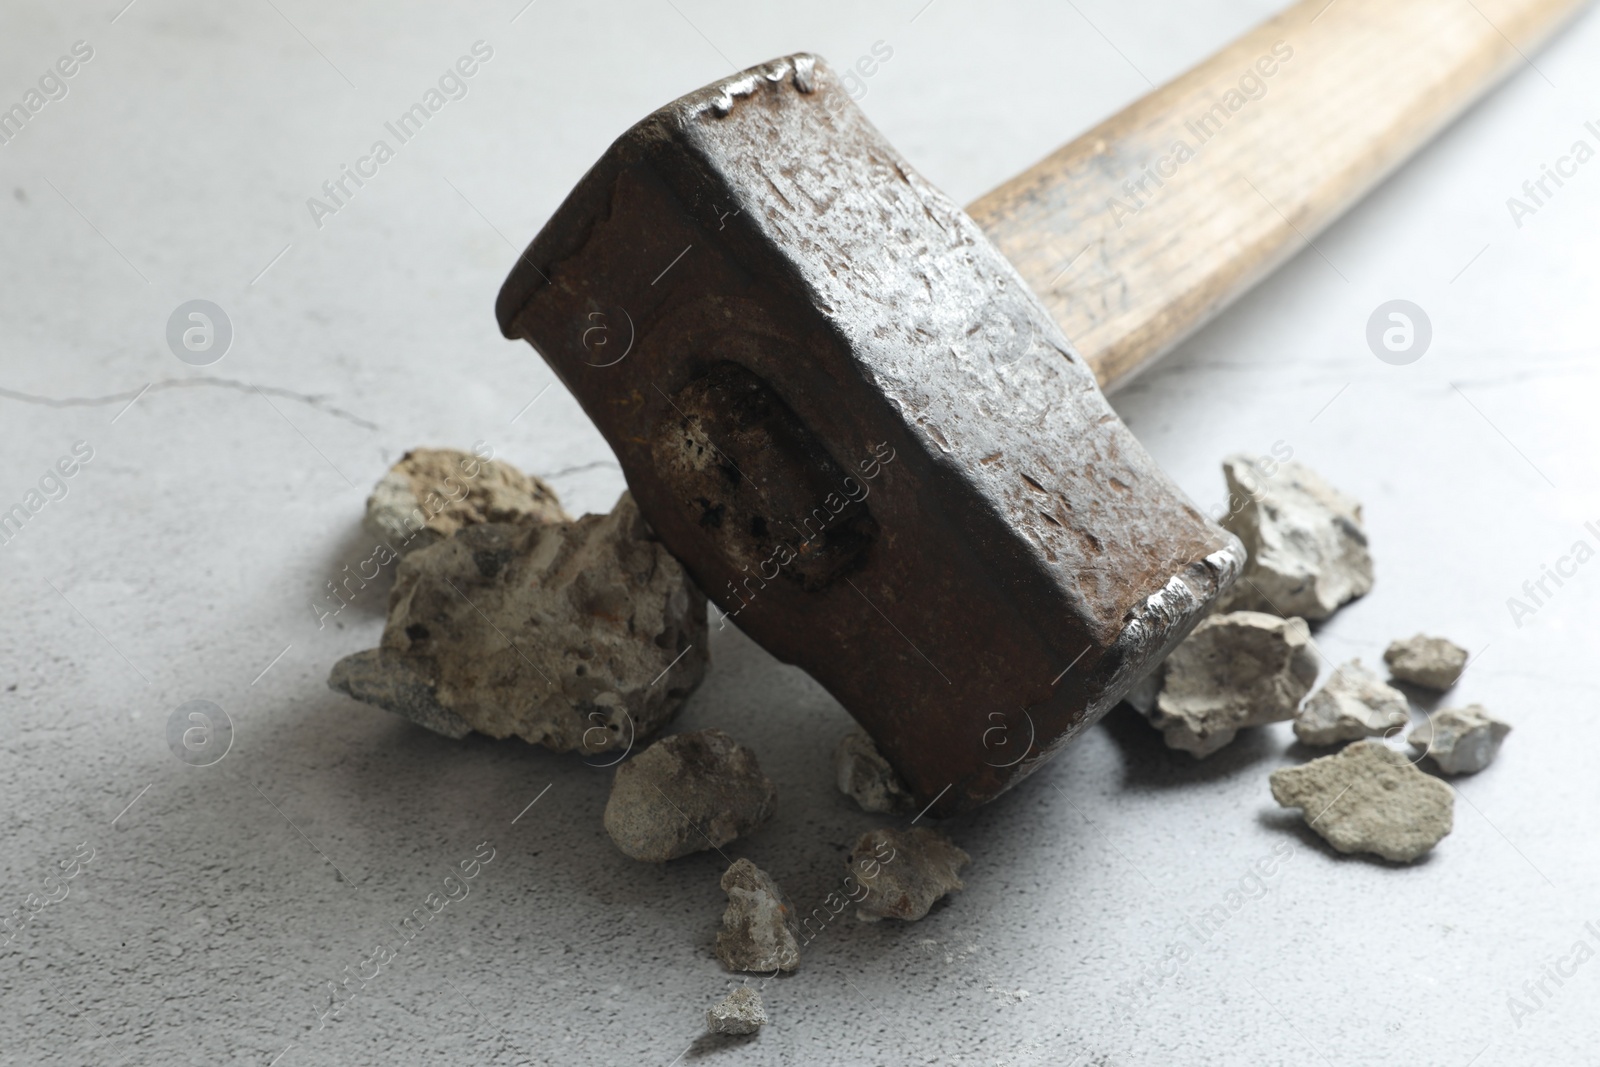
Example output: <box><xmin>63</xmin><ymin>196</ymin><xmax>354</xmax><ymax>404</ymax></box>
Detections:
<box><xmin>495</xmin><ymin>0</ymin><xmax>1585</xmax><ymax>816</ymax></box>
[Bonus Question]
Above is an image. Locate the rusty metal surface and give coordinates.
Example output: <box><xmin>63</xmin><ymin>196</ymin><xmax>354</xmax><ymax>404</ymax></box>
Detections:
<box><xmin>496</xmin><ymin>54</ymin><xmax>1244</xmax><ymax>816</ymax></box>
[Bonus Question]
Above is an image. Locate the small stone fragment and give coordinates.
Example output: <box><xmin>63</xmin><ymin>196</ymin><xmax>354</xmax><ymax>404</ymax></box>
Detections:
<box><xmin>850</xmin><ymin>827</ymin><xmax>969</xmax><ymax>921</ymax></box>
<box><xmin>604</xmin><ymin>730</ymin><xmax>777</xmax><ymax>862</ymax></box>
<box><xmin>1270</xmin><ymin>740</ymin><xmax>1453</xmax><ymax>862</ymax></box>
<box><xmin>833</xmin><ymin>730</ymin><xmax>916</xmax><ymax>814</ymax></box>
<box><xmin>1215</xmin><ymin>455</ymin><xmax>1373</xmax><ymax>620</ymax></box>
<box><xmin>329</xmin><ymin>492</ymin><xmax>706</xmax><ymax>751</ymax></box>
<box><xmin>1384</xmin><ymin>634</ymin><xmax>1469</xmax><ymax>690</ymax></box>
<box><xmin>364</xmin><ymin>447</ymin><xmax>568</xmax><ymax>556</ymax></box>
<box><xmin>706</xmin><ymin>986</ymin><xmax>766</xmax><ymax>1035</ymax></box>
<box><xmin>715</xmin><ymin>859</ymin><xmax>801</xmax><ymax>973</ymax></box>
<box><xmin>1294</xmin><ymin>659</ymin><xmax>1410</xmax><ymax>746</ymax></box>
<box><xmin>1410</xmin><ymin>705</ymin><xmax>1511</xmax><ymax>775</ymax></box>
<box><xmin>1145</xmin><ymin>611</ymin><xmax>1319</xmax><ymax>757</ymax></box>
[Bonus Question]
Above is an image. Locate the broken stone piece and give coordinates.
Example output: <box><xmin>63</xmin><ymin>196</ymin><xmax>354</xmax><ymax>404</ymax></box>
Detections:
<box><xmin>604</xmin><ymin>730</ymin><xmax>777</xmax><ymax>862</ymax></box>
<box><xmin>1215</xmin><ymin>455</ymin><xmax>1373</xmax><ymax>620</ymax></box>
<box><xmin>850</xmin><ymin>827</ymin><xmax>969</xmax><ymax>922</ymax></box>
<box><xmin>1270</xmin><ymin>740</ymin><xmax>1453</xmax><ymax>862</ymax></box>
<box><xmin>1145</xmin><ymin>611</ymin><xmax>1319</xmax><ymax>757</ymax></box>
<box><xmin>715</xmin><ymin>859</ymin><xmax>801</xmax><ymax>974</ymax></box>
<box><xmin>1384</xmin><ymin>634</ymin><xmax>1469</xmax><ymax>690</ymax></box>
<box><xmin>1410</xmin><ymin>705</ymin><xmax>1510</xmax><ymax>775</ymax></box>
<box><xmin>833</xmin><ymin>730</ymin><xmax>916</xmax><ymax>815</ymax></box>
<box><xmin>364</xmin><ymin>446</ymin><xmax>568</xmax><ymax>556</ymax></box>
<box><xmin>328</xmin><ymin>649</ymin><xmax>474</xmax><ymax>739</ymax></box>
<box><xmin>706</xmin><ymin>986</ymin><xmax>766</xmax><ymax>1035</ymax></box>
<box><xmin>329</xmin><ymin>492</ymin><xmax>706</xmax><ymax>752</ymax></box>
<box><xmin>1293</xmin><ymin>659</ymin><xmax>1410</xmax><ymax>746</ymax></box>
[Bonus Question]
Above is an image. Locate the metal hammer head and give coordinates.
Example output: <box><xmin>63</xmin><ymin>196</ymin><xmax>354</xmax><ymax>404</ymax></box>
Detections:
<box><xmin>496</xmin><ymin>54</ymin><xmax>1244</xmax><ymax>817</ymax></box>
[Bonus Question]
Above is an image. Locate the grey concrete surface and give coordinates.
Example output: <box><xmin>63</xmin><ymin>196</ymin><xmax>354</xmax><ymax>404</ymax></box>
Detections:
<box><xmin>3</xmin><ymin>1</ymin><xmax>1599</xmax><ymax>1064</ymax></box>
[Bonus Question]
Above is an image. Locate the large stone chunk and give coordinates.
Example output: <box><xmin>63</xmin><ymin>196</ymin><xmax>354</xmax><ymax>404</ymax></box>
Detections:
<box><xmin>1270</xmin><ymin>740</ymin><xmax>1453</xmax><ymax>862</ymax></box>
<box><xmin>706</xmin><ymin>987</ymin><xmax>766</xmax><ymax>1035</ymax></box>
<box><xmin>1216</xmin><ymin>455</ymin><xmax>1373</xmax><ymax>620</ymax></box>
<box><xmin>1145</xmin><ymin>611</ymin><xmax>1319</xmax><ymax>757</ymax></box>
<box><xmin>715</xmin><ymin>858</ymin><xmax>801</xmax><ymax>973</ymax></box>
<box><xmin>833</xmin><ymin>730</ymin><xmax>916</xmax><ymax>815</ymax></box>
<box><xmin>604</xmin><ymin>730</ymin><xmax>777</xmax><ymax>862</ymax></box>
<box><xmin>1384</xmin><ymin>634</ymin><xmax>1469</xmax><ymax>690</ymax></box>
<box><xmin>364</xmin><ymin>447</ymin><xmax>568</xmax><ymax>556</ymax></box>
<box><xmin>329</xmin><ymin>492</ymin><xmax>706</xmax><ymax>752</ymax></box>
<box><xmin>1294</xmin><ymin>659</ymin><xmax>1410</xmax><ymax>746</ymax></box>
<box><xmin>850</xmin><ymin>827</ymin><xmax>969</xmax><ymax>922</ymax></box>
<box><xmin>1410</xmin><ymin>705</ymin><xmax>1511</xmax><ymax>775</ymax></box>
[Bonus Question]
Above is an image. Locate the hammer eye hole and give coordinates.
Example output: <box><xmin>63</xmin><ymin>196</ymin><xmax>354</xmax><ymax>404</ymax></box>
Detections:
<box><xmin>652</xmin><ymin>361</ymin><xmax>877</xmax><ymax>593</ymax></box>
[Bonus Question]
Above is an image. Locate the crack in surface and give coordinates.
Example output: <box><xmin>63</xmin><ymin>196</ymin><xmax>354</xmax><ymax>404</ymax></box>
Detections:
<box><xmin>539</xmin><ymin>459</ymin><xmax>621</xmax><ymax>480</ymax></box>
<box><xmin>0</xmin><ymin>377</ymin><xmax>380</xmax><ymax>431</ymax></box>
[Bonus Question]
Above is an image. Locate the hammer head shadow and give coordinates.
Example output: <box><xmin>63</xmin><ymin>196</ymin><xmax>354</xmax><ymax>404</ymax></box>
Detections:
<box><xmin>496</xmin><ymin>54</ymin><xmax>1243</xmax><ymax>816</ymax></box>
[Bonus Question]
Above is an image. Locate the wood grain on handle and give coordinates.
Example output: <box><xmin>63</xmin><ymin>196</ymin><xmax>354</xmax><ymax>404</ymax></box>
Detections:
<box><xmin>967</xmin><ymin>0</ymin><xmax>1588</xmax><ymax>390</ymax></box>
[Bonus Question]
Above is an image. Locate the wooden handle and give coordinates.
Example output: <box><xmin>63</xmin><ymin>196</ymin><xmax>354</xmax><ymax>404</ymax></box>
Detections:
<box><xmin>967</xmin><ymin>0</ymin><xmax>1587</xmax><ymax>390</ymax></box>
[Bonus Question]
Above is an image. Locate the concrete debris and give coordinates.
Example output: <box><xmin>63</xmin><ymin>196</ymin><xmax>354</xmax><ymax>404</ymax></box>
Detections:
<box><xmin>1294</xmin><ymin>659</ymin><xmax>1410</xmax><ymax>746</ymax></box>
<box><xmin>833</xmin><ymin>730</ymin><xmax>916</xmax><ymax>814</ymax></box>
<box><xmin>1146</xmin><ymin>611</ymin><xmax>1319</xmax><ymax>757</ymax></box>
<box><xmin>326</xmin><ymin>649</ymin><xmax>475</xmax><ymax>739</ymax></box>
<box><xmin>1384</xmin><ymin>634</ymin><xmax>1469</xmax><ymax>690</ymax></box>
<box><xmin>1216</xmin><ymin>455</ymin><xmax>1374</xmax><ymax>620</ymax></box>
<box><xmin>1410</xmin><ymin>705</ymin><xmax>1511</xmax><ymax>775</ymax></box>
<box><xmin>706</xmin><ymin>986</ymin><xmax>767</xmax><ymax>1035</ymax></box>
<box><xmin>850</xmin><ymin>827</ymin><xmax>969</xmax><ymax>922</ymax></box>
<box><xmin>364</xmin><ymin>446</ymin><xmax>568</xmax><ymax>556</ymax></box>
<box><xmin>1270</xmin><ymin>740</ymin><xmax>1453</xmax><ymax>862</ymax></box>
<box><xmin>715</xmin><ymin>859</ymin><xmax>801</xmax><ymax>974</ymax></box>
<box><xmin>604</xmin><ymin>730</ymin><xmax>777</xmax><ymax>862</ymax></box>
<box><xmin>329</xmin><ymin>492</ymin><xmax>706</xmax><ymax>752</ymax></box>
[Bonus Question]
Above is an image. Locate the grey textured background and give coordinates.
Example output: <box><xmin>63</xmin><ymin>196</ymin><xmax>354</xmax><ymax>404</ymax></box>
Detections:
<box><xmin>3</xmin><ymin>1</ymin><xmax>1599</xmax><ymax>1064</ymax></box>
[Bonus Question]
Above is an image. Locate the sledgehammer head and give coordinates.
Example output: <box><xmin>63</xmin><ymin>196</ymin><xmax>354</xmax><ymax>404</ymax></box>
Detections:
<box><xmin>496</xmin><ymin>54</ymin><xmax>1243</xmax><ymax>816</ymax></box>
